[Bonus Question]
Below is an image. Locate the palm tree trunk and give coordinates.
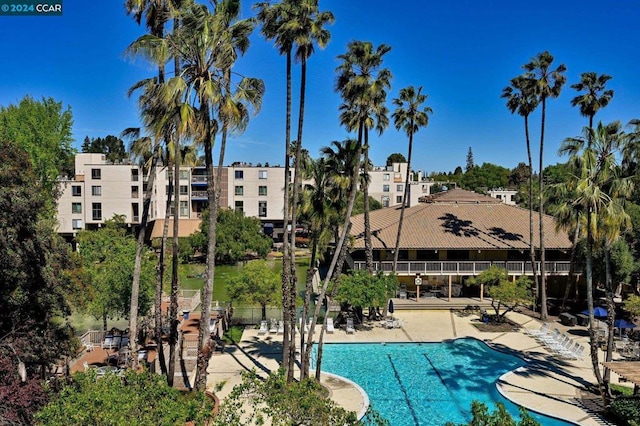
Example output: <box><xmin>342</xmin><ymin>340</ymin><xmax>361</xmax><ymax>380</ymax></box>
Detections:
<box><xmin>170</xmin><ymin>137</ymin><xmax>181</xmax><ymax>383</ymax></box>
<box><xmin>603</xmin><ymin>246</ymin><xmax>615</xmax><ymax>399</ymax></box>
<box><xmin>305</xmin><ymin>125</ymin><xmax>363</xmax><ymax>379</ymax></box>
<box><xmin>524</xmin><ymin>114</ymin><xmax>539</xmax><ymax>309</ymax></box>
<box><xmin>129</xmin><ymin>143</ymin><xmax>159</xmax><ymax>372</ymax></box>
<box><xmin>586</xmin><ymin>212</ymin><xmax>606</xmax><ymax>403</ymax></box>
<box><xmin>281</xmin><ymin>48</ymin><xmax>293</xmax><ymax>381</ymax></box>
<box><xmin>363</xmin><ymin>127</ymin><xmax>373</xmax><ymax>274</ymax></box>
<box><xmin>195</xmin><ymin>106</ymin><xmax>216</xmax><ymax>391</ymax></box>
<box><xmin>300</xmin><ymin>233</ymin><xmax>319</xmax><ymax>379</ymax></box>
<box><xmin>539</xmin><ymin>98</ymin><xmax>548</xmax><ymax>321</ymax></box>
<box><xmin>165</xmin><ymin>161</ymin><xmax>178</xmax><ymax>386</ymax></box>
<box><xmin>315</xmin><ymin>241</ymin><xmax>349</xmax><ymax>381</ymax></box>
<box><xmin>393</xmin><ymin>121</ymin><xmax>414</xmax><ymax>272</ymax></box>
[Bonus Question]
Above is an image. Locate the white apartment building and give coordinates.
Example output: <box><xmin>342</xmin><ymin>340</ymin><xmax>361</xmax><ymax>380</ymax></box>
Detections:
<box><xmin>56</xmin><ymin>154</ymin><xmax>429</xmax><ymax>241</ymax></box>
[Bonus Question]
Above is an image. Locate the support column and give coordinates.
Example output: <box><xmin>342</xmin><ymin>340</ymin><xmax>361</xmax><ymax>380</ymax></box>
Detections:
<box><xmin>448</xmin><ymin>275</ymin><xmax>452</xmax><ymax>302</ymax></box>
<box><xmin>480</xmin><ymin>283</ymin><xmax>484</xmax><ymax>302</ymax></box>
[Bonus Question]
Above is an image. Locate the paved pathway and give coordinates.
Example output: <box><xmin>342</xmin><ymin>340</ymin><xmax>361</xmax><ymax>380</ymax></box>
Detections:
<box><xmin>206</xmin><ymin>311</ymin><xmax>624</xmax><ymax>425</ymax></box>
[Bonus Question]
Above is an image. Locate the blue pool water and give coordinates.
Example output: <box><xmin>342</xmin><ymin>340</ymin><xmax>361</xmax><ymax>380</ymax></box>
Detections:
<box><xmin>314</xmin><ymin>338</ymin><xmax>574</xmax><ymax>425</ymax></box>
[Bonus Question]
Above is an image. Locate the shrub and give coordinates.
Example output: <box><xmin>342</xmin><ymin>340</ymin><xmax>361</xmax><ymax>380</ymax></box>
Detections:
<box><xmin>609</xmin><ymin>396</ymin><xmax>640</xmax><ymax>426</ymax></box>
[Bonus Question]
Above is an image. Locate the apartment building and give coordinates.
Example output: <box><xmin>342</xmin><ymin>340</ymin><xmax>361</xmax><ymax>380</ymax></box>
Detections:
<box><xmin>56</xmin><ymin>154</ymin><xmax>430</xmax><ymax>241</ymax></box>
<box><xmin>487</xmin><ymin>188</ymin><xmax>517</xmax><ymax>206</ymax></box>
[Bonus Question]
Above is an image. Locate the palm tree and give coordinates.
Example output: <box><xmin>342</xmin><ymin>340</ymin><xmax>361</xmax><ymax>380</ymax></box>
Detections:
<box><xmin>502</xmin><ymin>75</ymin><xmax>540</xmax><ymax>303</ymax></box>
<box><xmin>287</xmin><ymin>0</ymin><xmax>333</xmax><ymax>380</ymax></box>
<box><xmin>254</xmin><ymin>1</ymin><xmax>296</xmax><ymax>376</ymax></box>
<box><xmin>522</xmin><ymin>51</ymin><xmax>566</xmax><ymax>321</ymax></box>
<box><xmin>335</xmin><ymin>41</ymin><xmax>392</xmax><ymax>274</ymax></box>
<box><xmin>391</xmin><ymin>86</ymin><xmax>432</xmax><ymax>272</ymax></box>
<box><xmin>560</xmin><ymin>121</ymin><xmax>632</xmax><ymax>404</ymax></box>
<box><xmin>571</xmin><ymin>72</ymin><xmax>614</xmax><ymax>131</ymax></box>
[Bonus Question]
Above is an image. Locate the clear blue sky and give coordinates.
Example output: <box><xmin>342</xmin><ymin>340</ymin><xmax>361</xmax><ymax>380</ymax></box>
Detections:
<box><xmin>1</xmin><ymin>0</ymin><xmax>639</xmax><ymax>174</ymax></box>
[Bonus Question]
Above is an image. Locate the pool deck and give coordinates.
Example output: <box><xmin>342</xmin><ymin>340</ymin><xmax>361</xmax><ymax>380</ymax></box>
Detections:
<box><xmin>206</xmin><ymin>311</ymin><xmax>619</xmax><ymax>425</ymax></box>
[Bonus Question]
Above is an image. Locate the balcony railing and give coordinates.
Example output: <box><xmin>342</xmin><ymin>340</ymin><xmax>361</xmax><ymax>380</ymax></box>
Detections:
<box><xmin>191</xmin><ymin>190</ymin><xmax>208</xmax><ymax>199</ymax></box>
<box><xmin>191</xmin><ymin>176</ymin><xmax>208</xmax><ymax>183</ymax></box>
<box><xmin>353</xmin><ymin>260</ymin><xmax>572</xmax><ymax>276</ymax></box>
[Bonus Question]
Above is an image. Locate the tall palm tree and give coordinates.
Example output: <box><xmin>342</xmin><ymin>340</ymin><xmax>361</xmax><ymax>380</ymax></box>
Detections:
<box><xmin>560</xmin><ymin>120</ymin><xmax>632</xmax><ymax>404</ymax></box>
<box><xmin>391</xmin><ymin>86</ymin><xmax>432</xmax><ymax>272</ymax></box>
<box><xmin>571</xmin><ymin>72</ymin><xmax>614</xmax><ymax>131</ymax></box>
<box><xmin>522</xmin><ymin>51</ymin><xmax>566</xmax><ymax>321</ymax></box>
<box><xmin>502</xmin><ymin>75</ymin><xmax>540</xmax><ymax>303</ymax></box>
<box><xmin>335</xmin><ymin>40</ymin><xmax>392</xmax><ymax>274</ymax></box>
<box><xmin>254</xmin><ymin>1</ymin><xmax>296</xmax><ymax>375</ymax></box>
<box><xmin>287</xmin><ymin>0</ymin><xmax>333</xmax><ymax>380</ymax></box>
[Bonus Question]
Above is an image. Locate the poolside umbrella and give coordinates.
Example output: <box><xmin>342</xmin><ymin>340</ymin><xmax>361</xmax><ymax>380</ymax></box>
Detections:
<box><xmin>388</xmin><ymin>299</ymin><xmax>394</xmax><ymax>320</ymax></box>
<box><xmin>614</xmin><ymin>319</ymin><xmax>636</xmax><ymax>337</ymax></box>
<box><xmin>581</xmin><ymin>307</ymin><xmax>607</xmax><ymax>318</ymax></box>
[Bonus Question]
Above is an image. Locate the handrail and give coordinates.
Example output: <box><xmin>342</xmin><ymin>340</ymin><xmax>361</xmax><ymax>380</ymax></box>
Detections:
<box><xmin>353</xmin><ymin>260</ymin><xmax>572</xmax><ymax>276</ymax></box>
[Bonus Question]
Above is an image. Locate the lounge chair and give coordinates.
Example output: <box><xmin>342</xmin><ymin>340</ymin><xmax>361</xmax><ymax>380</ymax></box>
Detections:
<box><xmin>258</xmin><ymin>320</ymin><xmax>268</xmax><ymax>335</ymax></box>
<box><xmin>525</xmin><ymin>322</ymin><xmax>550</xmax><ymax>337</ymax></box>
<box><xmin>346</xmin><ymin>318</ymin><xmax>355</xmax><ymax>334</ymax></box>
<box><xmin>277</xmin><ymin>321</ymin><xmax>284</xmax><ymax>335</ymax></box>
<box><xmin>326</xmin><ymin>317</ymin><xmax>335</xmax><ymax>333</ymax></box>
<box><xmin>560</xmin><ymin>344</ymin><xmax>585</xmax><ymax>360</ymax></box>
<box><xmin>120</xmin><ymin>335</ymin><xmax>130</xmax><ymax>349</ymax></box>
<box><xmin>386</xmin><ymin>318</ymin><xmax>394</xmax><ymax>329</ymax></box>
<box><xmin>269</xmin><ymin>319</ymin><xmax>278</xmax><ymax>334</ymax></box>
<box><xmin>112</xmin><ymin>335</ymin><xmax>122</xmax><ymax>349</ymax></box>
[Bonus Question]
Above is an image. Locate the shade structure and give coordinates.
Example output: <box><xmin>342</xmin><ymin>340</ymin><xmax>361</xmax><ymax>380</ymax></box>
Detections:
<box><xmin>581</xmin><ymin>307</ymin><xmax>607</xmax><ymax>318</ymax></box>
<box><xmin>614</xmin><ymin>319</ymin><xmax>637</xmax><ymax>329</ymax></box>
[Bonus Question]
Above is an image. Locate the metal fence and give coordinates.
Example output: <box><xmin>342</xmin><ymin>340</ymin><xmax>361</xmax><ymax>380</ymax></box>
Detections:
<box><xmin>231</xmin><ymin>306</ymin><xmax>284</xmax><ymax>326</ymax></box>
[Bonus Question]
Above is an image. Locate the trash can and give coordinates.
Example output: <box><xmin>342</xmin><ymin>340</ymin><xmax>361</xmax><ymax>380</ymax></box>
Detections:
<box><xmin>559</xmin><ymin>312</ymin><xmax>577</xmax><ymax>326</ymax></box>
<box><xmin>182</xmin><ymin>310</ymin><xmax>190</xmax><ymax>320</ymax></box>
<box><xmin>576</xmin><ymin>314</ymin><xmax>589</xmax><ymax>326</ymax></box>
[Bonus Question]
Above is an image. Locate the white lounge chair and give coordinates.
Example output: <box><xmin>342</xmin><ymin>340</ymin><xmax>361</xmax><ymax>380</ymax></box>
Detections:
<box><xmin>82</xmin><ymin>339</ymin><xmax>94</xmax><ymax>352</ymax></box>
<box><xmin>525</xmin><ymin>322</ymin><xmax>550</xmax><ymax>337</ymax></box>
<box><xmin>102</xmin><ymin>335</ymin><xmax>114</xmax><ymax>350</ymax></box>
<box><xmin>346</xmin><ymin>318</ymin><xmax>355</xmax><ymax>334</ymax></box>
<box><xmin>386</xmin><ymin>318</ymin><xmax>394</xmax><ymax>329</ymax></box>
<box><xmin>277</xmin><ymin>321</ymin><xmax>284</xmax><ymax>335</ymax></box>
<box><xmin>326</xmin><ymin>317</ymin><xmax>335</xmax><ymax>333</ymax></box>
<box><xmin>258</xmin><ymin>320</ymin><xmax>268</xmax><ymax>335</ymax></box>
<box><xmin>269</xmin><ymin>319</ymin><xmax>278</xmax><ymax>334</ymax></box>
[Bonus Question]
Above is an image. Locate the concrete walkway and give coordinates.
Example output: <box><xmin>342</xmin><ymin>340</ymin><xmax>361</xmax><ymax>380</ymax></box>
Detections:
<box><xmin>206</xmin><ymin>311</ymin><xmax>620</xmax><ymax>425</ymax></box>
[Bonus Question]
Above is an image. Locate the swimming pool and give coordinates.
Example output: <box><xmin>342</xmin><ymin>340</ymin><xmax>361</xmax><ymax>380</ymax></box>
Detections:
<box><xmin>314</xmin><ymin>338</ymin><xmax>574</xmax><ymax>425</ymax></box>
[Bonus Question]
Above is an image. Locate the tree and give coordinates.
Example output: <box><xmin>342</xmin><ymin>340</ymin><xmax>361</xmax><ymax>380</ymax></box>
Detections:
<box><xmin>559</xmin><ymin>120</ymin><xmax>633</xmax><ymax>404</ymax></box>
<box><xmin>445</xmin><ymin>401</ymin><xmax>540</xmax><ymax>426</ymax></box>
<box><xmin>191</xmin><ymin>208</ymin><xmax>272</xmax><ymax>264</ymax></box>
<box><xmin>75</xmin><ymin>216</ymin><xmax>155</xmax><ymax>331</ymax></box>
<box><xmin>458</xmin><ymin>162</ymin><xmax>510</xmax><ymax>192</ymax></box>
<box><xmin>391</xmin><ymin>85</ymin><xmax>432</xmax><ymax>273</ymax></box>
<box><xmin>81</xmin><ymin>135</ymin><xmax>127</xmax><ymax>163</ymax></box>
<box><xmin>466</xmin><ymin>267</ymin><xmax>533</xmax><ymax>322</ymax></box>
<box><xmin>522</xmin><ymin>51</ymin><xmax>567</xmax><ymax>321</ymax></box>
<box><xmin>214</xmin><ymin>369</ymin><xmax>364</xmax><ymax>426</ymax></box>
<box><xmin>227</xmin><ymin>260</ymin><xmax>281</xmax><ymax>320</ymax></box>
<box><xmin>623</xmin><ymin>295</ymin><xmax>640</xmax><ymax>321</ymax></box>
<box><xmin>335</xmin><ymin>271</ymin><xmax>398</xmax><ymax>324</ymax></box>
<box><xmin>335</xmin><ymin>40</ymin><xmax>392</xmax><ymax>275</ymax></box>
<box><xmin>351</xmin><ymin>192</ymin><xmax>382</xmax><ymax>216</ymax></box>
<box><xmin>507</xmin><ymin>162</ymin><xmax>531</xmax><ymax>188</ymax></box>
<box><xmin>0</xmin><ymin>95</ymin><xmax>74</xmax><ymax>200</ymax></box>
<box><xmin>0</xmin><ymin>140</ymin><xmax>73</xmax><ymax>425</ymax></box>
<box><xmin>35</xmin><ymin>370</ymin><xmax>214</xmax><ymax>425</ymax></box>
<box><xmin>570</xmin><ymin>72</ymin><xmax>614</xmax><ymax>131</ymax></box>
<box><xmin>465</xmin><ymin>147</ymin><xmax>474</xmax><ymax>172</ymax></box>
<box><xmin>386</xmin><ymin>152</ymin><xmax>406</xmax><ymax>165</ymax></box>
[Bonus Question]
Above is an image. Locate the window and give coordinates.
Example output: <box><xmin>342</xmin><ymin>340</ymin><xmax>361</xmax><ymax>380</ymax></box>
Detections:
<box><xmin>179</xmin><ymin>169</ymin><xmax>189</xmax><ymax>180</ymax></box>
<box><xmin>383</xmin><ymin>185</ymin><xmax>390</xmax><ymax>192</ymax></box>
<box><xmin>180</xmin><ymin>201</ymin><xmax>188</xmax><ymax>217</ymax></box>
<box><xmin>169</xmin><ymin>204</ymin><xmax>175</xmax><ymax>216</ymax></box>
<box><xmin>91</xmin><ymin>168</ymin><xmax>101</xmax><ymax>180</ymax></box>
<box><xmin>131</xmin><ymin>186</ymin><xmax>139</xmax><ymax>198</ymax></box>
<box><xmin>396</xmin><ymin>196</ymin><xmax>403</xmax><ymax>204</ymax></box>
<box><xmin>72</xmin><ymin>185</ymin><xmax>81</xmax><ymax>197</ymax></box>
<box><xmin>131</xmin><ymin>169</ymin><xmax>139</xmax><ymax>182</ymax></box>
<box><xmin>383</xmin><ymin>173</ymin><xmax>390</xmax><ymax>181</ymax></box>
<box><xmin>496</xmin><ymin>194</ymin><xmax>502</xmax><ymax>200</ymax></box>
<box><xmin>235</xmin><ymin>186</ymin><xmax>244</xmax><ymax>196</ymax></box>
<box><xmin>132</xmin><ymin>203</ymin><xmax>140</xmax><ymax>222</ymax></box>
<box><xmin>397</xmin><ymin>184</ymin><xmax>403</xmax><ymax>192</ymax></box>
<box><xmin>235</xmin><ymin>170</ymin><xmax>244</xmax><ymax>180</ymax></box>
<box><xmin>92</xmin><ymin>186</ymin><xmax>102</xmax><ymax>196</ymax></box>
<box><xmin>92</xmin><ymin>203</ymin><xmax>102</xmax><ymax>220</ymax></box>
<box><xmin>258</xmin><ymin>170</ymin><xmax>268</xmax><ymax>179</ymax></box>
<box><xmin>258</xmin><ymin>201</ymin><xmax>267</xmax><ymax>217</ymax></box>
<box><xmin>258</xmin><ymin>186</ymin><xmax>268</xmax><ymax>196</ymax></box>
<box><xmin>179</xmin><ymin>185</ymin><xmax>188</xmax><ymax>196</ymax></box>
<box><xmin>72</xmin><ymin>219</ymin><xmax>83</xmax><ymax>230</ymax></box>
<box><xmin>72</xmin><ymin>203</ymin><xmax>82</xmax><ymax>214</ymax></box>
<box><xmin>381</xmin><ymin>196</ymin><xmax>390</xmax><ymax>208</ymax></box>
<box><xmin>234</xmin><ymin>200</ymin><xmax>244</xmax><ymax>213</ymax></box>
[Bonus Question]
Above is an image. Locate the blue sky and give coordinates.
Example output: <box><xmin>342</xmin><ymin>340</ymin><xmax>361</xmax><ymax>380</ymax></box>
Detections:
<box><xmin>1</xmin><ymin>0</ymin><xmax>639</xmax><ymax>174</ymax></box>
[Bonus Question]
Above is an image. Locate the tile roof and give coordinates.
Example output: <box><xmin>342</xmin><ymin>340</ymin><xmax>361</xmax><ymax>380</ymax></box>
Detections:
<box><xmin>350</xmin><ymin>189</ymin><xmax>572</xmax><ymax>250</ymax></box>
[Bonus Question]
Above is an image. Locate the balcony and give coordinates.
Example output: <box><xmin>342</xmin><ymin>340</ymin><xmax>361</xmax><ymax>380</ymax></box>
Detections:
<box><xmin>191</xmin><ymin>190</ymin><xmax>208</xmax><ymax>200</ymax></box>
<box><xmin>191</xmin><ymin>176</ymin><xmax>208</xmax><ymax>185</ymax></box>
<box><xmin>352</xmin><ymin>260</ymin><xmax>572</xmax><ymax>276</ymax></box>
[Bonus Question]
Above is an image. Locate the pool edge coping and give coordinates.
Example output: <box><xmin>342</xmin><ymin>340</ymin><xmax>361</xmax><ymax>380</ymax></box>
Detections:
<box><xmin>321</xmin><ymin>370</ymin><xmax>370</xmax><ymax>421</ymax></box>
